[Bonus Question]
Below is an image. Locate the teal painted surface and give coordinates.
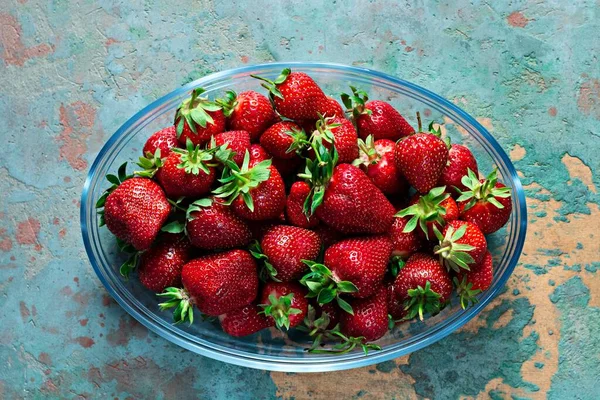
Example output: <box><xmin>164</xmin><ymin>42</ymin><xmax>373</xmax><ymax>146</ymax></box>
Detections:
<box><xmin>0</xmin><ymin>0</ymin><xmax>599</xmax><ymax>398</ymax></box>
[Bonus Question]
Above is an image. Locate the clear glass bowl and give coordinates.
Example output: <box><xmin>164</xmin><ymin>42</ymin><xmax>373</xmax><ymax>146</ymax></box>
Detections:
<box><xmin>80</xmin><ymin>62</ymin><xmax>527</xmax><ymax>372</ymax></box>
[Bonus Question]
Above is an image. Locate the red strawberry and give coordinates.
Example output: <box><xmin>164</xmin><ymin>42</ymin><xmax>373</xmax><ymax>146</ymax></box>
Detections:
<box><xmin>434</xmin><ymin>220</ymin><xmax>487</xmax><ymax>272</ymax></box>
<box><xmin>396</xmin><ymin>186</ymin><xmax>458</xmax><ymax>240</ymax></box>
<box><xmin>143</xmin><ymin>126</ymin><xmax>178</xmax><ymax>158</ymax></box>
<box><xmin>320</xmin><ymin>96</ymin><xmax>345</xmax><ymax>118</ymax></box>
<box><xmin>100</xmin><ymin>173</ymin><xmax>170</xmax><ymax>251</ymax></box>
<box><xmin>389</xmin><ymin>216</ymin><xmax>422</xmax><ymax>259</ymax></box>
<box><xmin>155</xmin><ymin>141</ymin><xmax>217</xmax><ymax>198</ymax></box>
<box><xmin>313</xmin><ymin>164</ymin><xmax>395</xmax><ymax>234</ymax></box>
<box><xmin>391</xmin><ymin>253</ymin><xmax>453</xmax><ymax>320</ymax></box>
<box><xmin>386</xmin><ymin>283</ymin><xmax>406</xmax><ymax>321</ymax></box>
<box><xmin>253</xmin><ymin>225</ymin><xmax>321</xmax><ymax>282</ymax></box>
<box><xmin>219</xmin><ymin>304</ymin><xmax>271</xmax><ymax>337</ymax></box>
<box><xmin>394</xmin><ymin>115</ymin><xmax>449</xmax><ymax>193</ymax></box>
<box><xmin>353</xmin><ymin>136</ymin><xmax>408</xmax><ymax>195</ymax></box>
<box><xmin>259</xmin><ymin>121</ymin><xmax>306</xmax><ymax>159</ymax></box>
<box><xmin>438</xmin><ymin>144</ymin><xmax>478</xmax><ymax>193</ymax></box>
<box><xmin>315</xmin><ymin>302</ymin><xmax>340</xmax><ymax>330</ymax></box>
<box><xmin>455</xmin><ymin>250</ymin><xmax>493</xmax><ymax>309</ymax></box>
<box><xmin>252</xmin><ymin>68</ymin><xmax>327</xmax><ymax>120</ymax></box>
<box><xmin>212</xmin><ymin>130</ymin><xmax>251</xmax><ymax>167</ymax></box>
<box><xmin>310</xmin><ymin>116</ymin><xmax>358</xmax><ymax>164</ymax></box>
<box><xmin>342</xmin><ymin>87</ymin><xmax>414</xmax><ymax>141</ymax></box>
<box><xmin>216</xmin><ymin>90</ymin><xmax>276</xmax><ymax>142</ymax></box>
<box><xmin>213</xmin><ymin>151</ymin><xmax>286</xmax><ymax>221</ymax></box>
<box><xmin>138</xmin><ymin>234</ymin><xmax>192</xmax><ymax>292</ymax></box>
<box><xmin>312</xmin><ymin>224</ymin><xmax>343</xmax><ymax>249</ymax></box>
<box><xmin>457</xmin><ymin>169</ymin><xmax>512</xmax><ymax>234</ymax></box>
<box><xmin>246</xmin><ymin>214</ymin><xmax>286</xmax><ymax>242</ymax></box>
<box><xmin>339</xmin><ymin>288</ymin><xmax>388</xmax><ymax>342</ymax></box>
<box><xmin>248</xmin><ymin>143</ymin><xmax>271</xmax><ymax>162</ymax></box>
<box><xmin>286</xmin><ymin>181</ymin><xmax>319</xmax><ymax>228</ymax></box>
<box><xmin>185</xmin><ymin>198</ymin><xmax>252</xmax><ymax>250</ymax></box>
<box><xmin>259</xmin><ymin>282</ymin><xmax>308</xmax><ymax>329</ymax></box>
<box><xmin>158</xmin><ymin>249</ymin><xmax>258</xmax><ymax>320</ymax></box>
<box><xmin>175</xmin><ymin>88</ymin><xmax>225</xmax><ymax>146</ymax></box>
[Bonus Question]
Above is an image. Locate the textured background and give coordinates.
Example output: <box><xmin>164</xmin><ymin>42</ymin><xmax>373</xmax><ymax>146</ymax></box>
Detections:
<box><xmin>1</xmin><ymin>0</ymin><xmax>599</xmax><ymax>399</ymax></box>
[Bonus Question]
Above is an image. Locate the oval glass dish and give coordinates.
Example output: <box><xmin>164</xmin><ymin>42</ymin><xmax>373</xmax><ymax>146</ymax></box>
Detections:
<box><xmin>81</xmin><ymin>62</ymin><xmax>527</xmax><ymax>372</ymax></box>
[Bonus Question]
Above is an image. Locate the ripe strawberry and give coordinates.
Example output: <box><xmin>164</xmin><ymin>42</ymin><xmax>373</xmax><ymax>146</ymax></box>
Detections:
<box><xmin>138</xmin><ymin>234</ymin><xmax>192</xmax><ymax>292</ymax></box>
<box><xmin>259</xmin><ymin>121</ymin><xmax>306</xmax><ymax>160</ymax></box>
<box><xmin>158</xmin><ymin>249</ymin><xmax>258</xmax><ymax>320</ymax></box>
<box><xmin>437</xmin><ymin>143</ymin><xmax>478</xmax><ymax>193</ymax></box>
<box><xmin>314</xmin><ymin>302</ymin><xmax>340</xmax><ymax>330</ymax></box>
<box><xmin>185</xmin><ymin>198</ymin><xmax>252</xmax><ymax>250</ymax></box>
<box><xmin>216</xmin><ymin>90</ymin><xmax>276</xmax><ymax>142</ymax></box>
<box><xmin>455</xmin><ymin>250</ymin><xmax>493</xmax><ymax>309</ymax></box>
<box><xmin>259</xmin><ymin>282</ymin><xmax>308</xmax><ymax>329</ymax></box>
<box><xmin>386</xmin><ymin>282</ymin><xmax>406</xmax><ymax>321</ymax></box>
<box><xmin>212</xmin><ymin>130</ymin><xmax>251</xmax><ymax>167</ymax></box>
<box><xmin>394</xmin><ymin>115</ymin><xmax>448</xmax><ymax>193</ymax></box>
<box><xmin>312</xmin><ymin>224</ymin><xmax>343</xmax><ymax>249</ymax></box>
<box><xmin>248</xmin><ymin>143</ymin><xmax>270</xmax><ymax>162</ymax></box>
<box><xmin>154</xmin><ymin>141</ymin><xmax>217</xmax><ymax>198</ymax></box>
<box><xmin>252</xmin><ymin>68</ymin><xmax>327</xmax><ymax>120</ymax></box>
<box><xmin>353</xmin><ymin>136</ymin><xmax>407</xmax><ymax>195</ymax></box>
<box><xmin>99</xmin><ymin>170</ymin><xmax>170</xmax><ymax>251</ymax></box>
<box><xmin>213</xmin><ymin>151</ymin><xmax>286</xmax><ymax>221</ymax></box>
<box><xmin>175</xmin><ymin>88</ymin><xmax>225</xmax><ymax>146</ymax></box>
<box><xmin>389</xmin><ymin>216</ymin><xmax>422</xmax><ymax>259</ymax></box>
<box><xmin>339</xmin><ymin>288</ymin><xmax>388</xmax><ymax>342</ymax></box>
<box><xmin>321</xmin><ymin>96</ymin><xmax>345</xmax><ymax>118</ymax></box>
<box><xmin>457</xmin><ymin>169</ymin><xmax>512</xmax><ymax>234</ymax></box>
<box><xmin>342</xmin><ymin>86</ymin><xmax>414</xmax><ymax>141</ymax></box>
<box><xmin>252</xmin><ymin>225</ymin><xmax>321</xmax><ymax>282</ymax></box>
<box><xmin>396</xmin><ymin>186</ymin><xmax>458</xmax><ymax>240</ymax></box>
<box><xmin>433</xmin><ymin>220</ymin><xmax>487</xmax><ymax>272</ymax></box>
<box><xmin>143</xmin><ymin>126</ymin><xmax>178</xmax><ymax>158</ymax></box>
<box><xmin>219</xmin><ymin>304</ymin><xmax>272</xmax><ymax>337</ymax></box>
<box><xmin>286</xmin><ymin>181</ymin><xmax>319</xmax><ymax>228</ymax></box>
<box><xmin>392</xmin><ymin>253</ymin><xmax>453</xmax><ymax>320</ymax></box>
<box><xmin>310</xmin><ymin>116</ymin><xmax>358</xmax><ymax>164</ymax></box>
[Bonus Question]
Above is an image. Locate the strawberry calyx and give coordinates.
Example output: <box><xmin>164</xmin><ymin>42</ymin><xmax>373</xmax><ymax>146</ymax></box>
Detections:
<box><xmin>352</xmin><ymin>135</ymin><xmax>380</xmax><ymax>168</ymax></box>
<box><xmin>134</xmin><ymin>149</ymin><xmax>164</xmax><ymax>178</ymax></box>
<box><xmin>250</xmin><ymin>68</ymin><xmax>291</xmax><ymax>101</ymax></box>
<box><xmin>297</xmin><ymin>141</ymin><xmax>339</xmax><ymax>216</ymax></box>
<box><xmin>157</xmin><ymin>287</ymin><xmax>195</xmax><ymax>325</ymax></box>
<box><xmin>96</xmin><ymin>162</ymin><xmax>132</xmax><ymax>227</ymax></box>
<box><xmin>395</xmin><ymin>186</ymin><xmax>450</xmax><ymax>240</ymax></box>
<box><xmin>285</xmin><ymin>126</ymin><xmax>309</xmax><ymax>155</ymax></box>
<box><xmin>115</xmin><ymin>237</ymin><xmax>141</xmax><ymax>278</ymax></box>
<box><xmin>172</xmin><ymin>138</ymin><xmax>220</xmax><ymax>175</ymax></box>
<box><xmin>212</xmin><ymin>150</ymin><xmax>272</xmax><ymax>212</ymax></box>
<box><xmin>453</xmin><ymin>276</ymin><xmax>482</xmax><ymax>310</ymax></box>
<box><xmin>214</xmin><ymin>90</ymin><xmax>238</xmax><ymax>117</ymax></box>
<box><xmin>389</xmin><ymin>256</ymin><xmax>406</xmax><ymax>277</ymax></box>
<box><xmin>404</xmin><ymin>281</ymin><xmax>443</xmax><ymax>321</ymax></box>
<box><xmin>174</xmin><ymin>88</ymin><xmax>222</xmax><ymax>138</ymax></box>
<box><xmin>433</xmin><ymin>223</ymin><xmax>476</xmax><ymax>272</ymax></box>
<box><xmin>249</xmin><ymin>240</ymin><xmax>281</xmax><ymax>282</ymax></box>
<box><xmin>259</xmin><ymin>292</ymin><xmax>301</xmax><ymax>330</ymax></box>
<box><xmin>159</xmin><ymin>198</ymin><xmax>213</xmax><ymax>235</ymax></box>
<box><xmin>311</xmin><ymin>115</ymin><xmax>341</xmax><ymax>146</ymax></box>
<box><xmin>456</xmin><ymin>168</ymin><xmax>511</xmax><ymax>212</ymax></box>
<box><xmin>340</xmin><ymin>85</ymin><xmax>372</xmax><ymax>120</ymax></box>
<box><xmin>300</xmin><ymin>260</ymin><xmax>358</xmax><ymax>315</ymax></box>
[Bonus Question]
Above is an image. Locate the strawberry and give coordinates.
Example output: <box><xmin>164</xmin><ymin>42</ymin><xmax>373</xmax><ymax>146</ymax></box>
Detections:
<box><xmin>309</xmin><ymin>116</ymin><xmax>358</xmax><ymax>164</ymax></box>
<box><xmin>246</xmin><ymin>213</ymin><xmax>287</xmax><ymax>242</ymax></box>
<box><xmin>454</xmin><ymin>250</ymin><xmax>493</xmax><ymax>309</ymax></box>
<box><xmin>395</xmin><ymin>186</ymin><xmax>458</xmax><ymax>240</ymax></box>
<box><xmin>219</xmin><ymin>304</ymin><xmax>271</xmax><ymax>337</ymax></box>
<box><xmin>143</xmin><ymin>126</ymin><xmax>178</xmax><ymax>158</ymax></box>
<box><xmin>433</xmin><ymin>220</ymin><xmax>487</xmax><ymax>272</ymax></box>
<box><xmin>391</xmin><ymin>253</ymin><xmax>453</xmax><ymax>320</ymax></box>
<box><xmin>158</xmin><ymin>249</ymin><xmax>258</xmax><ymax>320</ymax></box>
<box><xmin>394</xmin><ymin>114</ymin><xmax>449</xmax><ymax>193</ymax></box>
<box><xmin>312</xmin><ymin>224</ymin><xmax>343</xmax><ymax>249</ymax></box>
<box><xmin>321</xmin><ymin>96</ymin><xmax>345</xmax><ymax>118</ymax></box>
<box><xmin>437</xmin><ymin>143</ymin><xmax>478</xmax><ymax>193</ymax></box>
<box><xmin>153</xmin><ymin>140</ymin><xmax>218</xmax><ymax>198</ymax></box>
<box><xmin>271</xmin><ymin>156</ymin><xmax>302</xmax><ymax>177</ymax></box>
<box><xmin>211</xmin><ymin>130</ymin><xmax>251</xmax><ymax>167</ymax></box>
<box><xmin>259</xmin><ymin>121</ymin><xmax>306</xmax><ymax>160</ymax></box>
<box><xmin>213</xmin><ymin>151</ymin><xmax>286</xmax><ymax>221</ymax></box>
<box><xmin>137</xmin><ymin>234</ymin><xmax>192</xmax><ymax>292</ymax></box>
<box><xmin>457</xmin><ymin>169</ymin><xmax>512</xmax><ymax>234</ymax></box>
<box><xmin>175</xmin><ymin>88</ymin><xmax>225</xmax><ymax>146</ymax></box>
<box><xmin>251</xmin><ymin>225</ymin><xmax>321</xmax><ymax>282</ymax></box>
<box><xmin>386</xmin><ymin>282</ymin><xmax>406</xmax><ymax>321</ymax></box>
<box><xmin>389</xmin><ymin>216</ymin><xmax>422</xmax><ymax>259</ymax></box>
<box><xmin>286</xmin><ymin>181</ymin><xmax>319</xmax><ymax>228</ymax></box>
<box><xmin>339</xmin><ymin>288</ymin><xmax>388</xmax><ymax>342</ymax></box>
<box><xmin>248</xmin><ymin>143</ymin><xmax>271</xmax><ymax>162</ymax></box>
<box><xmin>259</xmin><ymin>282</ymin><xmax>308</xmax><ymax>330</ymax></box>
<box><xmin>98</xmin><ymin>166</ymin><xmax>170</xmax><ymax>251</ymax></box>
<box><xmin>216</xmin><ymin>90</ymin><xmax>276</xmax><ymax>142</ymax></box>
<box><xmin>314</xmin><ymin>302</ymin><xmax>340</xmax><ymax>330</ymax></box>
<box><xmin>353</xmin><ymin>135</ymin><xmax>407</xmax><ymax>195</ymax></box>
<box><xmin>342</xmin><ymin>86</ymin><xmax>414</xmax><ymax>141</ymax></box>
<box><xmin>184</xmin><ymin>198</ymin><xmax>252</xmax><ymax>250</ymax></box>
<box><xmin>252</xmin><ymin>68</ymin><xmax>328</xmax><ymax>120</ymax></box>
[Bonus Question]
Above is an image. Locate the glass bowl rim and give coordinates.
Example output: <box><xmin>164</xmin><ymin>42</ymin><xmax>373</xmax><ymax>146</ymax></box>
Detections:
<box><xmin>80</xmin><ymin>61</ymin><xmax>527</xmax><ymax>372</ymax></box>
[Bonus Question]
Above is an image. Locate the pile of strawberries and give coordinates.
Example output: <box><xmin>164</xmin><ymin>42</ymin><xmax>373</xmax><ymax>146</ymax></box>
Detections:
<box><xmin>96</xmin><ymin>68</ymin><xmax>512</xmax><ymax>354</ymax></box>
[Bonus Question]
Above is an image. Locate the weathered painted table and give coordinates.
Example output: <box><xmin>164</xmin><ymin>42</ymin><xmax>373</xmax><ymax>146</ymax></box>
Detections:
<box><xmin>1</xmin><ymin>1</ymin><xmax>599</xmax><ymax>399</ymax></box>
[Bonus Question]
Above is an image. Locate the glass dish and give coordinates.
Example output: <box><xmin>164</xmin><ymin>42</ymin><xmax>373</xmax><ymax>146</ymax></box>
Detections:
<box><xmin>80</xmin><ymin>62</ymin><xmax>527</xmax><ymax>372</ymax></box>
